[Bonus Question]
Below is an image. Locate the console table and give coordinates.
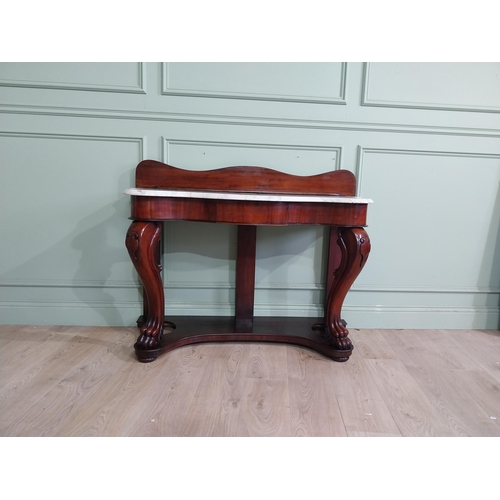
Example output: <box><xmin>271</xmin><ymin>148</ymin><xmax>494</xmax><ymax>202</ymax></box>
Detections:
<box><xmin>125</xmin><ymin>160</ymin><xmax>372</xmax><ymax>363</ymax></box>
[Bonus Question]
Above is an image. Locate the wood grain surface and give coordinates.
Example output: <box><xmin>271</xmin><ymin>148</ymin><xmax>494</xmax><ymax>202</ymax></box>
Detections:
<box><xmin>1</xmin><ymin>325</ymin><xmax>500</xmax><ymax>437</ymax></box>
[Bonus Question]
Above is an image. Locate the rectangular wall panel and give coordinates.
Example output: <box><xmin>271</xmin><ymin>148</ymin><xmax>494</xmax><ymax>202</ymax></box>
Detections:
<box><xmin>363</xmin><ymin>62</ymin><xmax>500</xmax><ymax>112</ymax></box>
<box><xmin>356</xmin><ymin>148</ymin><xmax>500</xmax><ymax>289</ymax></box>
<box><xmin>0</xmin><ymin>133</ymin><xmax>143</xmax><ymax>288</ymax></box>
<box><xmin>162</xmin><ymin>62</ymin><xmax>347</xmax><ymax>104</ymax></box>
<box><xmin>0</xmin><ymin>62</ymin><xmax>145</xmax><ymax>93</ymax></box>
<box><xmin>342</xmin><ymin>147</ymin><xmax>500</xmax><ymax>328</ymax></box>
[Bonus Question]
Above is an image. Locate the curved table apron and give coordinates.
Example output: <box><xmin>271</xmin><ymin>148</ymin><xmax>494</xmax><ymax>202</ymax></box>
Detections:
<box><xmin>125</xmin><ymin>188</ymin><xmax>372</xmax><ymax>363</ymax></box>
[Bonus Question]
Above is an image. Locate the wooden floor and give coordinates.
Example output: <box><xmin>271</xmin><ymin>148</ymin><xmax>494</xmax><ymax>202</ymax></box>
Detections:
<box><xmin>1</xmin><ymin>324</ymin><xmax>500</xmax><ymax>437</ymax></box>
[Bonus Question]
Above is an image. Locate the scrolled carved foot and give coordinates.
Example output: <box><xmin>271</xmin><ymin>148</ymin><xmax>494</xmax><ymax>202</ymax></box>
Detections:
<box><xmin>331</xmin><ymin>335</ymin><xmax>353</xmax><ymax>351</ymax></box>
<box><xmin>332</xmin><ymin>317</ymin><xmax>347</xmax><ymax>334</ymax></box>
<box><xmin>136</xmin><ymin>318</ymin><xmax>163</xmax><ymax>349</ymax></box>
<box><xmin>136</xmin><ymin>333</ymin><xmax>158</xmax><ymax>349</ymax></box>
<box><xmin>136</xmin><ymin>327</ymin><xmax>161</xmax><ymax>349</ymax></box>
<box><xmin>328</xmin><ymin>317</ymin><xmax>353</xmax><ymax>350</ymax></box>
<box><xmin>312</xmin><ymin>320</ymin><xmax>353</xmax><ymax>351</ymax></box>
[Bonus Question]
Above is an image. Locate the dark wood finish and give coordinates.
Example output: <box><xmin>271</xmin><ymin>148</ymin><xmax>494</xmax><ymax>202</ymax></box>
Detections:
<box><xmin>325</xmin><ymin>226</ymin><xmax>371</xmax><ymax>350</ymax></box>
<box><xmin>125</xmin><ymin>161</ymin><xmax>371</xmax><ymax>363</ymax></box>
<box><xmin>235</xmin><ymin>225</ymin><xmax>257</xmax><ymax>331</ymax></box>
<box><xmin>130</xmin><ymin>196</ymin><xmax>368</xmax><ymax>226</ymax></box>
<box><xmin>125</xmin><ymin>221</ymin><xmax>164</xmax><ymax>348</ymax></box>
<box><xmin>134</xmin><ymin>317</ymin><xmax>353</xmax><ymax>363</ymax></box>
<box><xmin>326</xmin><ymin>226</ymin><xmax>343</xmax><ymax>308</ymax></box>
<box><xmin>136</xmin><ymin>159</ymin><xmax>356</xmax><ymax>196</ymax></box>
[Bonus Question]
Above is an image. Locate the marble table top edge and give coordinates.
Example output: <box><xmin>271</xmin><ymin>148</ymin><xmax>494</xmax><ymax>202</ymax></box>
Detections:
<box><xmin>124</xmin><ymin>188</ymin><xmax>373</xmax><ymax>204</ymax></box>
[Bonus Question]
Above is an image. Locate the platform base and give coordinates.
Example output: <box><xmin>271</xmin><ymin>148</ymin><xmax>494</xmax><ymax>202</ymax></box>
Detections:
<box><xmin>134</xmin><ymin>316</ymin><xmax>353</xmax><ymax>363</ymax></box>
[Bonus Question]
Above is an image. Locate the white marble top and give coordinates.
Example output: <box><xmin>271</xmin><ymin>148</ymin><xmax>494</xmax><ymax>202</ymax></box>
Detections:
<box><xmin>124</xmin><ymin>188</ymin><xmax>373</xmax><ymax>204</ymax></box>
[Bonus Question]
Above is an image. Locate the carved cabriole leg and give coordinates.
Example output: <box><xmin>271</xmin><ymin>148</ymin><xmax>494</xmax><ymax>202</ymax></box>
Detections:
<box><xmin>125</xmin><ymin>221</ymin><xmax>164</xmax><ymax>350</ymax></box>
<box><xmin>325</xmin><ymin>226</ymin><xmax>371</xmax><ymax>353</ymax></box>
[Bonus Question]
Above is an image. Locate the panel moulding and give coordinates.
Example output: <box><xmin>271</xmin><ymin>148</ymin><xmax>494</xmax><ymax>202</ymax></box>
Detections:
<box><xmin>162</xmin><ymin>283</ymin><xmax>500</xmax><ymax>295</ymax></box>
<box><xmin>2</xmin><ymin>301</ymin><xmax>498</xmax><ymax>328</ymax></box>
<box><xmin>0</xmin><ymin>62</ymin><xmax>146</xmax><ymax>94</ymax></box>
<box><xmin>355</xmin><ymin>146</ymin><xmax>500</xmax><ymax>197</ymax></box>
<box><xmin>353</xmin><ymin>146</ymin><xmax>500</xmax><ymax>301</ymax></box>
<box><xmin>1</xmin><ymin>104</ymin><xmax>499</xmax><ymax>139</ymax></box>
<box><xmin>8</xmin><ymin>281</ymin><xmax>498</xmax><ymax>294</ymax></box>
<box><xmin>161</xmin><ymin>138</ymin><xmax>342</xmax><ymax>169</ymax></box>
<box><xmin>2</xmin><ymin>301</ymin><xmax>497</xmax><ymax>315</ymax></box>
<box><xmin>161</xmin><ymin>282</ymin><xmax>325</xmax><ymax>290</ymax></box>
<box><xmin>161</xmin><ymin>62</ymin><xmax>348</xmax><ymax>105</ymax></box>
<box><xmin>0</xmin><ymin>130</ymin><xmax>146</xmax><ymax>154</ymax></box>
<box><xmin>351</xmin><ymin>285</ymin><xmax>500</xmax><ymax>294</ymax></box>
<box><xmin>0</xmin><ymin>280</ymin><xmax>141</xmax><ymax>288</ymax></box>
<box><xmin>361</xmin><ymin>62</ymin><xmax>500</xmax><ymax>114</ymax></box>
<box><xmin>0</xmin><ymin>131</ymin><xmax>146</xmax><ymax>290</ymax></box>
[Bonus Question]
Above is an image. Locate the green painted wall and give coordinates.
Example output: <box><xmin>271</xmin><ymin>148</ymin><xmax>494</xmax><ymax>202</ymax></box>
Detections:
<box><xmin>1</xmin><ymin>62</ymin><xmax>500</xmax><ymax>328</ymax></box>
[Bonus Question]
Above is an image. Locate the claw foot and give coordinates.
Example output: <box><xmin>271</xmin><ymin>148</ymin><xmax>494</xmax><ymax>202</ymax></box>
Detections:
<box><xmin>136</xmin><ymin>333</ymin><xmax>159</xmax><ymax>349</ymax></box>
<box><xmin>332</xmin><ymin>336</ymin><xmax>353</xmax><ymax>350</ymax></box>
<box><xmin>326</xmin><ymin>317</ymin><xmax>353</xmax><ymax>350</ymax></box>
<box><xmin>136</xmin><ymin>318</ymin><xmax>163</xmax><ymax>349</ymax></box>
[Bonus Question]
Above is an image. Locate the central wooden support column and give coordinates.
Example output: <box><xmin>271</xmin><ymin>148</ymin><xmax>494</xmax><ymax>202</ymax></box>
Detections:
<box><xmin>235</xmin><ymin>225</ymin><xmax>257</xmax><ymax>332</ymax></box>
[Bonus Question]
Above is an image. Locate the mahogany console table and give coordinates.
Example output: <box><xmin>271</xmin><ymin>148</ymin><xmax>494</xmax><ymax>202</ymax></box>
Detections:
<box><xmin>125</xmin><ymin>160</ymin><xmax>372</xmax><ymax>363</ymax></box>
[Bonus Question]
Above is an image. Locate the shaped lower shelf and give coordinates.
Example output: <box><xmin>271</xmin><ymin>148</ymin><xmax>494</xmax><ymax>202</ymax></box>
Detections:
<box><xmin>134</xmin><ymin>316</ymin><xmax>353</xmax><ymax>363</ymax></box>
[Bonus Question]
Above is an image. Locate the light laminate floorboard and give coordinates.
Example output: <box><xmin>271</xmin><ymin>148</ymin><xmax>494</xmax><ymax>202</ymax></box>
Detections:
<box><xmin>1</xmin><ymin>325</ymin><xmax>500</xmax><ymax>437</ymax></box>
